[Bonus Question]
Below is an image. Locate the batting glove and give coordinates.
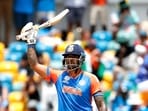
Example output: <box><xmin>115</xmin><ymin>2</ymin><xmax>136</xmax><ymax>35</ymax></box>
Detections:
<box><xmin>16</xmin><ymin>22</ymin><xmax>38</xmax><ymax>45</ymax></box>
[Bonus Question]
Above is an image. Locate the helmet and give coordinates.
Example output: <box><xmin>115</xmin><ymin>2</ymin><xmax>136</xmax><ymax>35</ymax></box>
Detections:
<box><xmin>62</xmin><ymin>44</ymin><xmax>85</xmax><ymax>71</ymax></box>
<box><xmin>62</xmin><ymin>44</ymin><xmax>85</xmax><ymax>56</ymax></box>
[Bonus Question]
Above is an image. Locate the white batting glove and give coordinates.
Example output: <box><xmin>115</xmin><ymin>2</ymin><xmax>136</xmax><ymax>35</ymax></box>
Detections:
<box><xmin>16</xmin><ymin>22</ymin><xmax>38</xmax><ymax>44</ymax></box>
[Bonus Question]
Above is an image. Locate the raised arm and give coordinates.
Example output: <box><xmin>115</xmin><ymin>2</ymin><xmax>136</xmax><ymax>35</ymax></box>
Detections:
<box><xmin>17</xmin><ymin>22</ymin><xmax>48</xmax><ymax>79</ymax></box>
<box><xmin>27</xmin><ymin>45</ymin><xmax>47</xmax><ymax>79</ymax></box>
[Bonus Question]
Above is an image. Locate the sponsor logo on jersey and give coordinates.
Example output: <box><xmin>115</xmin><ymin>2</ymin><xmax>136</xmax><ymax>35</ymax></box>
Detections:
<box><xmin>62</xmin><ymin>85</ymin><xmax>82</xmax><ymax>96</ymax></box>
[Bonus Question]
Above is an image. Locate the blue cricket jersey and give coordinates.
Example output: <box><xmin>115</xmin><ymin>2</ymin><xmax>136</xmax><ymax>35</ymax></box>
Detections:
<box><xmin>45</xmin><ymin>69</ymin><xmax>102</xmax><ymax>111</ymax></box>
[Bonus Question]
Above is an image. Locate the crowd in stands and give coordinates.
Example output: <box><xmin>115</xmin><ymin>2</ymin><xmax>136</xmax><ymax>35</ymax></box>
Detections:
<box><xmin>0</xmin><ymin>0</ymin><xmax>148</xmax><ymax>111</ymax></box>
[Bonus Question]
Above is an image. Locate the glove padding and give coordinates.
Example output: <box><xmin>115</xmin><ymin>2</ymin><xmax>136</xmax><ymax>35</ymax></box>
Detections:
<box><xmin>18</xmin><ymin>22</ymin><xmax>38</xmax><ymax>44</ymax></box>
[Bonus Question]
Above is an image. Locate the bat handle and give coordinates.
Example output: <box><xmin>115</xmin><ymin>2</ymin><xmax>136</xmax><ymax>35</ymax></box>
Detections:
<box><xmin>16</xmin><ymin>31</ymin><xmax>30</xmax><ymax>40</ymax></box>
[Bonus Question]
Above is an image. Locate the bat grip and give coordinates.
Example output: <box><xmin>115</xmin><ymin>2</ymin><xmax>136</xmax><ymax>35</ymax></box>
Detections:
<box><xmin>16</xmin><ymin>31</ymin><xmax>30</xmax><ymax>40</ymax></box>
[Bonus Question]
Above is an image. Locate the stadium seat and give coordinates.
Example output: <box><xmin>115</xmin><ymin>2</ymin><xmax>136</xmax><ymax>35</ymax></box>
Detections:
<box><xmin>102</xmin><ymin>61</ymin><xmax>115</xmax><ymax>71</ymax></box>
<box><xmin>12</xmin><ymin>82</ymin><xmax>25</xmax><ymax>91</ymax></box>
<box><xmin>8</xmin><ymin>91</ymin><xmax>27</xmax><ymax>111</ymax></box>
<box><xmin>5</xmin><ymin>41</ymin><xmax>27</xmax><ymax>63</ymax></box>
<box><xmin>51</xmin><ymin>52</ymin><xmax>63</xmax><ymax>60</ymax></box>
<box><xmin>0</xmin><ymin>74</ymin><xmax>13</xmax><ymax>92</ymax></box>
<box><xmin>56</xmin><ymin>41</ymin><xmax>73</xmax><ymax>53</ymax></box>
<box><xmin>5</xmin><ymin>52</ymin><xmax>23</xmax><ymax>63</ymax></box>
<box><xmin>0</xmin><ymin>61</ymin><xmax>19</xmax><ymax>80</ymax></box>
<box><xmin>35</xmin><ymin>41</ymin><xmax>54</xmax><ymax>56</ymax></box>
<box><xmin>50</xmin><ymin>60</ymin><xmax>63</xmax><ymax>69</ymax></box>
<box><xmin>96</xmin><ymin>40</ymin><xmax>109</xmax><ymax>52</ymax></box>
<box><xmin>0</xmin><ymin>42</ymin><xmax>5</xmax><ymax>61</ymax></box>
<box><xmin>92</xmin><ymin>31</ymin><xmax>112</xmax><ymax>41</ymax></box>
<box><xmin>0</xmin><ymin>61</ymin><xmax>18</xmax><ymax>73</ymax></box>
<box><xmin>102</xmin><ymin>70</ymin><xmax>113</xmax><ymax>83</ymax></box>
<box><xmin>8</xmin><ymin>41</ymin><xmax>27</xmax><ymax>54</ymax></box>
<box><xmin>49</xmin><ymin>52</ymin><xmax>63</xmax><ymax>69</ymax></box>
<box><xmin>12</xmin><ymin>73</ymin><xmax>27</xmax><ymax>91</ymax></box>
<box><xmin>107</xmin><ymin>40</ymin><xmax>120</xmax><ymax>51</ymax></box>
<box><xmin>101</xmin><ymin>80</ymin><xmax>112</xmax><ymax>91</ymax></box>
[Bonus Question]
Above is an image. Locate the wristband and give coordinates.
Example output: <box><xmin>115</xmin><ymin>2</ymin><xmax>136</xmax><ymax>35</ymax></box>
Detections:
<box><xmin>28</xmin><ymin>44</ymin><xmax>35</xmax><ymax>48</ymax></box>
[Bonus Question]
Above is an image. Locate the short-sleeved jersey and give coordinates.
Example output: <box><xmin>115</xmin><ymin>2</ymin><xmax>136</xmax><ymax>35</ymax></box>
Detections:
<box><xmin>45</xmin><ymin>70</ymin><xmax>102</xmax><ymax>111</ymax></box>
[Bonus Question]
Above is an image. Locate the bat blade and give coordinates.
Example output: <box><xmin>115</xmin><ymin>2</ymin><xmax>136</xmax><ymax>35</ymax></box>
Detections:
<box><xmin>39</xmin><ymin>9</ymin><xmax>70</xmax><ymax>29</ymax></box>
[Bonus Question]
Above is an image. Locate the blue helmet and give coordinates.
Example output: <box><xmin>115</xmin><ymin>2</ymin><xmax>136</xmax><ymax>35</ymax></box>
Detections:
<box><xmin>62</xmin><ymin>44</ymin><xmax>85</xmax><ymax>71</ymax></box>
<box><xmin>62</xmin><ymin>44</ymin><xmax>85</xmax><ymax>57</ymax></box>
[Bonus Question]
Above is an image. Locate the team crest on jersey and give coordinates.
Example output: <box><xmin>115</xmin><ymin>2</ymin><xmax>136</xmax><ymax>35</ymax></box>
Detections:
<box><xmin>67</xmin><ymin>45</ymin><xmax>74</xmax><ymax>52</ymax></box>
<box><xmin>79</xmin><ymin>80</ymin><xmax>86</xmax><ymax>86</ymax></box>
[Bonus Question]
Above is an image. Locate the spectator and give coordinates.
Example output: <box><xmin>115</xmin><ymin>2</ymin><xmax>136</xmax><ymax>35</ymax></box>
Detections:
<box><xmin>0</xmin><ymin>87</ymin><xmax>9</xmax><ymax>111</ymax></box>
<box><xmin>115</xmin><ymin>41</ymin><xmax>134</xmax><ymax>67</ymax></box>
<box><xmin>0</xmin><ymin>0</ymin><xmax>13</xmax><ymax>47</ymax></box>
<box><xmin>134</xmin><ymin>30</ymin><xmax>148</xmax><ymax>50</ymax></box>
<box><xmin>40</xmin><ymin>81</ymin><xmax>58</xmax><ymax>111</ymax></box>
<box><xmin>137</xmin><ymin>54</ymin><xmax>148</xmax><ymax>83</ymax></box>
<box><xmin>13</xmin><ymin>0</ymin><xmax>35</xmax><ymax>35</ymax></box>
<box><xmin>64</xmin><ymin>0</ymin><xmax>88</xmax><ymax>32</ymax></box>
<box><xmin>111</xmin><ymin>79</ymin><xmax>130</xmax><ymax>111</ymax></box>
<box><xmin>90</xmin><ymin>0</ymin><xmax>108</xmax><ymax>34</ymax></box>
<box><xmin>27</xmin><ymin>100</ymin><xmax>38</xmax><ymax>111</ymax></box>
<box><xmin>118</xmin><ymin>0</ymin><xmax>139</xmax><ymax>29</ymax></box>
<box><xmin>90</xmin><ymin>48</ymin><xmax>105</xmax><ymax>81</ymax></box>
<box><xmin>82</xmin><ymin>42</ymin><xmax>96</xmax><ymax>73</ymax></box>
<box><xmin>74</xmin><ymin>28</ymin><xmax>93</xmax><ymax>44</ymax></box>
<box><xmin>24</xmin><ymin>76</ymin><xmax>41</xmax><ymax>105</ymax></box>
<box><xmin>80</xmin><ymin>29</ymin><xmax>93</xmax><ymax>43</ymax></box>
<box><xmin>127</xmin><ymin>93</ymin><xmax>142</xmax><ymax>111</ymax></box>
<box><xmin>110</xmin><ymin>0</ymin><xmax>140</xmax><ymax>46</ymax></box>
<box><xmin>137</xmin><ymin>54</ymin><xmax>148</xmax><ymax>107</ymax></box>
<box><xmin>36</xmin><ymin>0</ymin><xmax>56</xmax><ymax>24</ymax></box>
<box><xmin>19</xmin><ymin>53</ymin><xmax>34</xmax><ymax>77</ymax></box>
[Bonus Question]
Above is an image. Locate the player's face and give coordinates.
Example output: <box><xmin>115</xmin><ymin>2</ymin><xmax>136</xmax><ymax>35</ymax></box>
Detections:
<box><xmin>64</xmin><ymin>55</ymin><xmax>80</xmax><ymax>70</ymax></box>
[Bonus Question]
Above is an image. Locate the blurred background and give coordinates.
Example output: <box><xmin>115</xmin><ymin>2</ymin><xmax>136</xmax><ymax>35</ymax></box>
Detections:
<box><xmin>0</xmin><ymin>0</ymin><xmax>148</xmax><ymax>111</ymax></box>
